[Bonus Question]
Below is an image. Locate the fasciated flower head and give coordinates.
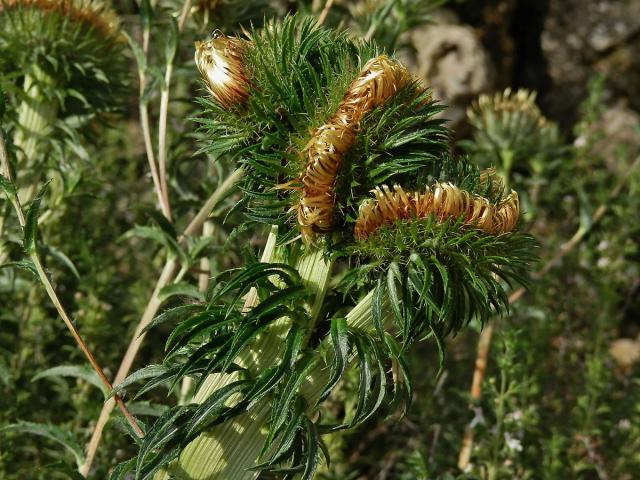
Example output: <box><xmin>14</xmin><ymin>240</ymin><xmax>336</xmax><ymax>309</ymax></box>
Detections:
<box><xmin>195</xmin><ymin>35</ymin><xmax>249</xmax><ymax>108</ymax></box>
<box><xmin>340</xmin><ymin>169</ymin><xmax>534</xmax><ymax>343</ymax></box>
<box><xmin>194</xmin><ymin>17</ymin><xmax>449</xmax><ymax>245</ymax></box>
<box><xmin>354</xmin><ymin>180</ymin><xmax>519</xmax><ymax>241</ymax></box>
<box><xmin>295</xmin><ymin>55</ymin><xmax>414</xmax><ymax>241</ymax></box>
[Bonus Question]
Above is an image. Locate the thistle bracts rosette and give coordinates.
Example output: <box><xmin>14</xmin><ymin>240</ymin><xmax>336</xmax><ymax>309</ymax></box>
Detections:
<box><xmin>341</xmin><ymin>168</ymin><xmax>534</xmax><ymax>351</ymax></box>
<box><xmin>113</xmin><ymin>17</ymin><xmax>537</xmax><ymax>480</ymax></box>
<box><xmin>294</xmin><ymin>55</ymin><xmax>413</xmax><ymax>240</ymax></box>
<box><xmin>0</xmin><ymin>0</ymin><xmax>127</xmax><ymax>161</ymax></box>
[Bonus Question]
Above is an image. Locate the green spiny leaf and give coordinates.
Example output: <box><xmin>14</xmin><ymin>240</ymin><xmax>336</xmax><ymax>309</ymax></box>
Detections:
<box><xmin>158</xmin><ymin>282</ymin><xmax>205</xmax><ymax>302</ymax></box>
<box><xmin>184</xmin><ymin>380</ymin><xmax>251</xmax><ymax>438</ymax></box>
<box><xmin>0</xmin><ymin>173</ymin><xmax>17</xmax><ymax>201</ymax></box>
<box><xmin>0</xmin><ymin>422</ymin><xmax>85</xmax><ymax>468</ymax></box>
<box><xmin>32</xmin><ymin>365</ymin><xmax>107</xmax><ymax>397</ymax></box>
<box><xmin>318</xmin><ymin>317</ymin><xmax>349</xmax><ymax>403</ymax></box>
<box><xmin>23</xmin><ymin>181</ymin><xmax>50</xmax><ymax>254</ymax></box>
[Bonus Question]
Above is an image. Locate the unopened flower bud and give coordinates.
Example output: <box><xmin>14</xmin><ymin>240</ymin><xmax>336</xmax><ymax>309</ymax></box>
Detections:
<box><xmin>195</xmin><ymin>35</ymin><xmax>249</xmax><ymax>108</ymax></box>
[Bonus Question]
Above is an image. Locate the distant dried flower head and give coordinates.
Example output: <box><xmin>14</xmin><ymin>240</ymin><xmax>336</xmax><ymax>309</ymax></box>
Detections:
<box><xmin>469</xmin><ymin>88</ymin><xmax>547</xmax><ymax>129</ymax></box>
<box><xmin>354</xmin><ymin>180</ymin><xmax>519</xmax><ymax>240</ymax></box>
<box><xmin>195</xmin><ymin>35</ymin><xmax>249</xmax><ymax>108</ymax></box>
<box><xmin>1</xmin><ymin>0</ymin><xmax>122</xmax><ymax>41</ymax></box>
<box><xmin>294</xmin><ymin>55</ymin><xmax>415</xmax><ymax>241</ymax></box>
<box><xmin>467</xmin><ymin>88</ymin><xmax>558</xmax><ymax>158</ymax></box>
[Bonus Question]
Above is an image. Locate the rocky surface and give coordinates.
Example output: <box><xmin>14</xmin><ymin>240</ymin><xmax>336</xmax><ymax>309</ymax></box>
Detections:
<box><xmin>542</xmin><ymin>0</ymin><xmax>640</xmax><ymax>127</ymax></box>
<box><xmin>444</xmin><ymin>0</ymin><xmax>640</xmax><ymax>133</ymax></box>
<box><xmin>402</xmin><ymin>12</ymin><xmax>495</xmax><ymax>129</ymax></box>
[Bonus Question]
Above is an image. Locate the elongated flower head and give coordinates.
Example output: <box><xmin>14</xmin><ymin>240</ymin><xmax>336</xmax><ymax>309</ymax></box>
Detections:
<box><xmin>340</xmin><ymin>166</ymin><xmax>534</xmax><ymax>346</ymax></box>
<box><xmin>354</xmin><ymin>181</ymin><xmax>519</xmax><ymax>240</ymax></box>
<box><xmin>195</xmin><ymin>17</ymin><xmax>448</xmax><ymax>245</ymax></box>
<box><xmin>296</xmin><ymin>55</ymin><xmax>415</xmax><ymax>240</ymax></box>
<box><xmin>195</xmin><ymin>35</ymin><xmax>249</xmax><ymax>108</ymax></box>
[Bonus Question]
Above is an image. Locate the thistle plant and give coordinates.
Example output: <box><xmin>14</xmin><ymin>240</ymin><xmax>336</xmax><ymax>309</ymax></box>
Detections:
<box><xmin>0</xmin><ymin>0</ymin><xmax>127</xmax><ymax>166</ymax></box>
<box><xmin>109</xmin><ymin>16</ymin><xmax>537</xmax><ymax>480</ymax></box>
<box><xmin>0</xmin><ymin>0</ymin><xmax>128</xmax><ymax>273</ymax></box>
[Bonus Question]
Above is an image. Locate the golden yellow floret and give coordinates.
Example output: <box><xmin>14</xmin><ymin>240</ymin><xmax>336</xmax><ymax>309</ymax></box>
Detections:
<box><xmin>354</xmin><ymin>180</ymin><xmax>519</xmax><ymax>240</ymax></box>
<box><xmin>295</xmin><ymin>55</ymin><xmax>415</xmax><ymax>241</ymax></box>
<box><xmin>195</xmin><ymin>35</ymin><xmax>249</xmax><ymax>108</ymax></box>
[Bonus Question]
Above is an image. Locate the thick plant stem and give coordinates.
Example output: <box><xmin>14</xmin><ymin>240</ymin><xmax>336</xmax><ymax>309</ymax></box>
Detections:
<box><xmin>163</xmin><ymin>286</ymin><xmax>389</xmax><ymax>479</ymax></box>
<box><xmin>159</xmin><ymin>235</ymin><xmax>334</xmax><ymax>479</ymax></box>
<box><xmin>14</xmin><ymin>67</ymin><xmax>58</xmax><ymax>172</ymax></box>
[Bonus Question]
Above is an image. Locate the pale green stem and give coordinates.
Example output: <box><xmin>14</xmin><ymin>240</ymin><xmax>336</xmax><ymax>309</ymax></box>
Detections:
<box><xmin>159</xmin><ymin>233</ymin><xmax>334</xmax><ymax>479</ymax></box>
<box><xmin>162</xmin><ymin>283</ymin><xmax>391</xmax><ymax>479</ymax></box>
<box><xmin>14</xmin><ymin>68</ymin><xmax>58</xmax><ymax>168</ymax></box>
<box><xmin>0</xmin><ymin>68</ymin><xmax>57</xmax><ymax>264</ymax></box>
<box><xmin>14</xmin><ymin>67</ymin><xmax>58</xmax><ymax>204</ymax></box>
<box><xmin>499</xmin><ymin>149</ymin><xmax>514</xmax><ymax>192</ymax></box>
<box><xmin>301</xmin><ymin>289</ymin><xmax>387</xmax><ymax>402</ymax></box>
<box><xmin>157</xmin><ymin>63</ymin><xmax>174</xmax><ymax>221</ymax></box>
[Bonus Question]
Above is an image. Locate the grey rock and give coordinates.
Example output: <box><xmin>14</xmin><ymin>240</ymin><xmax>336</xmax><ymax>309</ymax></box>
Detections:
<box><xmin>411</xmin><ymin>23</ymin><xmax>495</xmax><ymax>126</ymax></box>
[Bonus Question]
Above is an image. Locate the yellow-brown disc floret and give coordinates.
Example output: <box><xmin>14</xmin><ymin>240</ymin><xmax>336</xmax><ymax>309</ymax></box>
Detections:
<box><xmin>296</xmin><ymin>55</ymin><xmax>414</xmax><ymax>241</ymax></box>
<box><xmin>354</xmin><ymin>180</ymin><xmax>519</xmax><ymax>240</ymax></box>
